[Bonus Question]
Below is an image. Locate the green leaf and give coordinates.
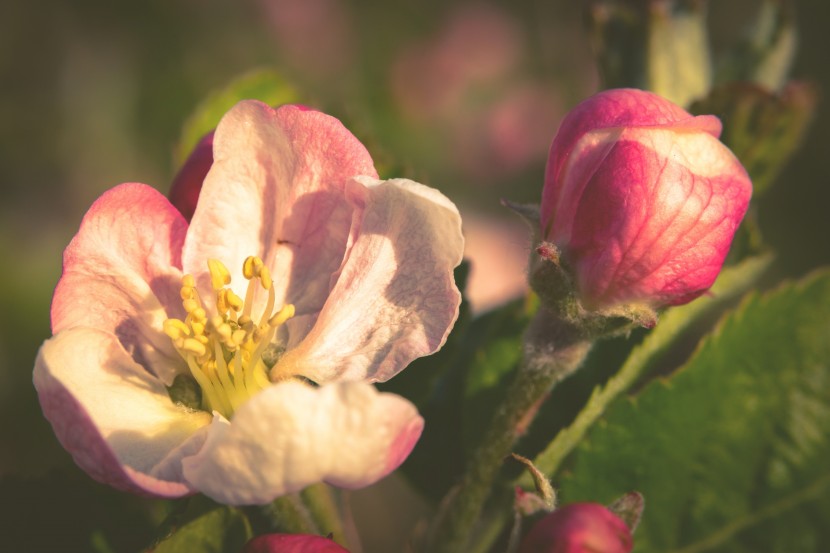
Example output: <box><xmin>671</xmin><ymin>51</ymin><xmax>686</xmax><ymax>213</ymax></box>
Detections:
<box><xmin>561</xmin><ymin>270</ymin><xmax>830</xmax><ymax>552</ymax></box>
<box><xmin>151</xmin><ymin>497</ymin><xmax>252</xmax><ymax>553</ymax></box>
<box><xmin>522</xmin><ymin>253</ymin><xmax>773</xmax><ymax>484</ymax></box>
<box><xmin>175</xmin><ymin>69</ymin><xmax>300</xmax><ymax>165</ymax></box>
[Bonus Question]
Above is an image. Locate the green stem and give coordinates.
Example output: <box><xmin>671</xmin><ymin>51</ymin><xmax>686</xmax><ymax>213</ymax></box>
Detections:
<box><xmin>519</xmin><ymin>253</ymin><xmax>773</xmax><ymax>485</ymax></box>
<box><xmin>428</xmin><ymin>309</ymin><xmax>592</xmax><ymax>553</ymax></box>
<box><xmin>300</xmin><ymin>484</ymin><xmax>349</xmax><ymax>546</ymax></box>
<box><xmin>260</xmin><ymin>493</ymin><xmax>320</xmax><ymax>535</ymax></box>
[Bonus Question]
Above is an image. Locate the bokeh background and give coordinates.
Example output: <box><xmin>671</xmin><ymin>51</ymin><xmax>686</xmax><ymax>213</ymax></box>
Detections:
<box><xmin>1</xmin><ymin>1</ymin><xmax>828</xmax><ymax>551</ymax></box>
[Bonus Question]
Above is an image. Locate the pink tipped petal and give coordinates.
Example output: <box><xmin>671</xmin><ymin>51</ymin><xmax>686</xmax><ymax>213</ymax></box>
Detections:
<box><xmin>182</xmin><ymin>101</ymin><xmax>378</xmax><ymax>319</ymax></box>
<box><xmin>33</xmin><ymin>327</ymin><xmax>212</xmax><ymax>497</ymax></box>
<box><xmin>181</xmin><ymin>380</ymin><xmax>423</xmax><ymax>505</ymax></box>
<box><xmin>569</xmin><ymin>129</ymin><xmax>750</xmax><ymax>308</ymax></box>
<box><xmin>276</xmin><ymin>177</ymin><xmax>464</xmax><ymax>384</ymax></box>
<box><xmin>169</xmin><ymin>131</ymin><xmax>215</xmax><ymax>222</ymax></box>
<box><xmin>519</xmin><ymin>503</ymin><xmax>633</xmax><ymax>553</ymax></box>
<box><xmin>540</xmin><ymin>88</ymin><xmax>752</xmax><ymax>310</ymax></box>
<box><xmin>244</xmin><ymin>534</ymin><xmax>350</xmax><ymax>553</ymax></box>
<box><xmin>51</xmin><ymin>183</ymin><xmax>188</xmax><ymax>384</ymax></box>
<box><xmin>542</xmin><ymin>89</ymin><xmax>723</xmax><ymax>236</ymax></box>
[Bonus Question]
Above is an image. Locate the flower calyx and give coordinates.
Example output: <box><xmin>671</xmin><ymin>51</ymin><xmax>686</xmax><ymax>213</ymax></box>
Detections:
<box><xmin>529</xmin><ymin>241</ymin><xmax>657</xmax><ymax>339</ymax></box>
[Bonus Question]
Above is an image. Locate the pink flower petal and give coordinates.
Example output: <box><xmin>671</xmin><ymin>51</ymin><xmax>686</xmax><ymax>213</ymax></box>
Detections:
<box><xmin>243</xmin><ymin>533</ymin><xmax>350</xmax><ymax>553</ymax></box>
<box><xmin>168</xmin><ymin>131</ymin><xmax>215</xmax><ymax>222</ymax></box>
<box><xmin>566</xmin><ymin>128</ymin><xmax>750</xmax><ymax>308</ymax></box>
<box><xmin>542</xmin><ymin>88</ymin><xmax>721</xmax><ymax>236</ymax></box>
<box><xmin>181</xmin><ymin>380</ymin><xmax>423</xmax><ymax>505</ymax></box>
<box><xmin>275</xmin><ymin>177</ymin><xmax>464</xmax><ymax>384</ymax></box>
<box><xmin>519</xmin><ymin>502</ymin><xmax>633</xmax><ymax>553</ymax></box>
<box><xmin>51</xmin><ymin>183</ymin><xmax>188</xmax><ymax>384</ymax></box>
<box><xmin>33</xmin><ymin>327</ymin><xmax>212</xmax><ymax>497</ymax></box>
<box><xmin>182</xmin><ymin>101</ymin><xmax>378</xmax><ymax>321</ymax></box>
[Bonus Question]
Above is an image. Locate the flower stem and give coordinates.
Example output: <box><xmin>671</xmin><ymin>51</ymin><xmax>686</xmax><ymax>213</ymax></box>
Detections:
<box><xmin>260</xmin><ymin>493</ymin><xmax>320</xmax><ymax>535</ymax></box>
<box><xmin>519</xmin><ymin>252</ymin><xmax>774</xmax><ymax>485</ymax></box>
<box><xmin>428</xmin><ymin>308</ymin><xmax>592</xmax><ymax>553</ymax></box>
<box><xmin>300</xmin><ymin>484</ymin><xmax>349</xmax><ymax>546</ymax></box>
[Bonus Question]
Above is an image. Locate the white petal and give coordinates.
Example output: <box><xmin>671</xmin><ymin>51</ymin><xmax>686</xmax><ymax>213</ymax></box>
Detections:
<box><xmin>51</xmin><ymin>183</ymin><xmax>188</xmax><ymax>385</ymax></box>
<box><xmin>33</xmin><ymin>327</ymin><xmax>212</xmax><ymax>496</ymax></box>
<box><xmin>276</xmin><ymin>177</ymin><xmax>464</xmax><ymax>384</ymax></box>
<box><xmin>181</xmin><ymin>380</ymin><xmax>423</xmax><ymax>505</ymax></box>
<box><xmin>182</xmin><ymin>101</ymin><xmax>377</xmax><ymax>321</ymax></box>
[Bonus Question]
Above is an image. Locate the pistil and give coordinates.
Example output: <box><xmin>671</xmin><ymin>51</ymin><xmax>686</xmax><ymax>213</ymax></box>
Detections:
<box><xmin>164</xmin><ymin>256</ymin><xmax>294</xmax><ymax>418</ymax></box>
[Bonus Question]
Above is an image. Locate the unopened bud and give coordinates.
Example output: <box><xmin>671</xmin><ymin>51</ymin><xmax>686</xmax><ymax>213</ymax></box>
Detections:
<box><xmin>518</xmin><ymin>502</ymin><xmax>633</xmax><ymax>553</ymax></box>
<box><xmin>538</xmin><ymin>88</ymin><xmax>752</xmax><ymax>317</ymax></box>
<box><xmin>242</xmin><ymin>533</ymin><xmax>349</xmax><ymax>553</ymax></box>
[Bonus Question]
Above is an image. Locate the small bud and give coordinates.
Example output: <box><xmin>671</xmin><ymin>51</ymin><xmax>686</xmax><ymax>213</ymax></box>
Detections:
<box><xmin>539</xmin><ymin>88</ymin><xmax>752</xmax><ymax>316</ymax></box>
<box><xmin>168</xmin><ymin>131</ymin><xmax>214</xmax><ymax>222</ymax></box>
<box><xmin>242</xmin><ymin>533</ymin><xmax>349</xmax><ymax>553</ymax></box>
<box><xmin>518</xmin><ymin>502</ymin><xmax>633</xmax><ymax>553</ymax></box>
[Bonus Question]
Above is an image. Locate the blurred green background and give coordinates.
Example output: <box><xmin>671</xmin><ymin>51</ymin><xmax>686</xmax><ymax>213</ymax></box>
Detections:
<box><xmin>1</xmin><ymin>1</ymin><xmax>827</xmax><ymax>551</ymax></box>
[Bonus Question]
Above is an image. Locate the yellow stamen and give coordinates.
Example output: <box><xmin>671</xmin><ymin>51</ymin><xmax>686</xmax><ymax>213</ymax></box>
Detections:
<box><xmin>207</xmin><ymin>259</ymin><xmax>231</xmax><ymax>290</ymax></box>
<box><xmin>164</xmin><ymin>256</ymin><xmax>295</xmax><ymax>418</ymax></box>
<box><xmin>260</xmin><ymin>266</ymin><xmax>272</xmax><ymax>290</ymax></box>
<box><xmin>181</xmin><ymin>338</ymin><xmax>207</xmax><ymax>357</ymax></box>
<box><xmin>269</xmin><ymin>304</ymin><xmax>295</xmax><ymax>327</ymax></box>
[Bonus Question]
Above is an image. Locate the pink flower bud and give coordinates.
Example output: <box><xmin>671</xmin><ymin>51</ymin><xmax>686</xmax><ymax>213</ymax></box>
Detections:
<box><xmin>541</xmin><ymin>88</ymin><xmax>752</xmax><ymax>310</ymax></box>
<box><xmin>168</xmin><ymin>131</ymin><xmax>214</xmax><ymax>222</ymax></box>
<box><xmin>167</xmin><ymin>105</ymin><xmax>317</xmax><ymax>222</ymax></box>
<box><xmin>242</xmin><ymin>533</ymin><xmax>350</xmax><ymax>553</ymax></box>
<box><xmin>519</xmin><ymin>503</ymin><xmax>633</xmax><ymax>553</ymax></box>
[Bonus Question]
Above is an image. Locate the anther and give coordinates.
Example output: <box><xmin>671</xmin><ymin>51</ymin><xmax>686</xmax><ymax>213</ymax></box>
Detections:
<box><xmin>163</xmin><ymin>319</ymin><xmax>190</xmax><ymax>340</ymax></box>
<box><xmin>182</xmin><ymin>338</ymin><xmax>207</xmax><ymax>357</ymax></box>
<box><xmin>260</xmin><ymin>266</ymin><xmax>273</xmax><ymax>290</ymax></box>
<box><xmin>208</xmin><ymin>259</ymin><xmax>232</xmax><ymax>290</ymax></box>
<box><xmin>225</xmin><ymin>289</ymin><xmax>243</xmax><ymax>311</ymax></box>
<box><xmin>269</xmin><ymin>304</ymin><xmax>295</xmax><ymax>327</ymax></box>
<box><xmin>243</xmin><ymin>256</ymin><xmax>264</xmax><ymax>280</ymax></box>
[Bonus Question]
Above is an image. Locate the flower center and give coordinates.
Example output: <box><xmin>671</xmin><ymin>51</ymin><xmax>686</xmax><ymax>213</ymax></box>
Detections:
<box><xmin>163</xmin><ymin>256</ymin><xmax>294</xmax><ymax>418</ymax></box>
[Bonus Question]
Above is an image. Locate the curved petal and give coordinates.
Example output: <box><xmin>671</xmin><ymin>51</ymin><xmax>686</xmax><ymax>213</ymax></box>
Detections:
<box><xmin>569</xmin><ymin>129</ymin><xmax>751</xmax><ymax>307</ymax></box>
<box><xmin>168</xmin><ymin>131</ymin><xmax>215</xmax><ymax>222</ymax></box>
<box><xmin>276</xmin><ymin>177</ymin><xmax>464</xmax><ymax>384</ymax></box>
<box><xmin>244</xmin><ymin>534</ymin><xmax>350</xmax><ymax>553</ymax></box>
<box><xmin>182</xmin><ymin>101</ymin><xmax>378</xmax><ymax>321</ymax></box>
<box><xmin>51</xmin><ymin>183</ymin><xmax>188</xmax><ymax>384</ymax></box>
<box><xmin>33</xmin><ymin>327</ymin><xmax>212</xmax><ymax>497</ymax></box>
<box><xmin>181</xmin><ymin>380</ymin><xmax>423</xmax><ymax>505</ymax></box>
<box><xmin>542</xmin><ymin>88</ymin><xmax>721</xmax><ymax>237</ymax></box>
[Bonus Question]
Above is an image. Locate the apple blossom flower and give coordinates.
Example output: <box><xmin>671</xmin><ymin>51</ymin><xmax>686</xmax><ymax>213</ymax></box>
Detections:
<box><xmin>518</xmin><ymin>503</ymin><xmax>633</xmax><ymax>553</ymax></box>
<box><xmin>243</xmin><ymin>533</ymin><xmax>349</xmax><ymax>553</ymax></box>
<box><xmin>33</xmin><ymin>100</ymin><xmax>464</xmax><ymax>505</ymax></box>
<box><xmin>540</xmin><ymin>88</ymin><xmax>752</xmax><ymax>312</ymax></box>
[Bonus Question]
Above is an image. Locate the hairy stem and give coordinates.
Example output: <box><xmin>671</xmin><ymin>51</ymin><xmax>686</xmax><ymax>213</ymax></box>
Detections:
<box><xmin>259</xmin><ymin>493</ymin><xmax>320</xmax><ymax>535</ymax></box>
<box><xmin>428</xmin><ymin>309</ymin><xmax>592</xmax><ymax>552</ymax></box>
<box><xmin>520</xmin><ymin>253</ymin><xmax>773</xmax><ymax>485</ymax></box>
